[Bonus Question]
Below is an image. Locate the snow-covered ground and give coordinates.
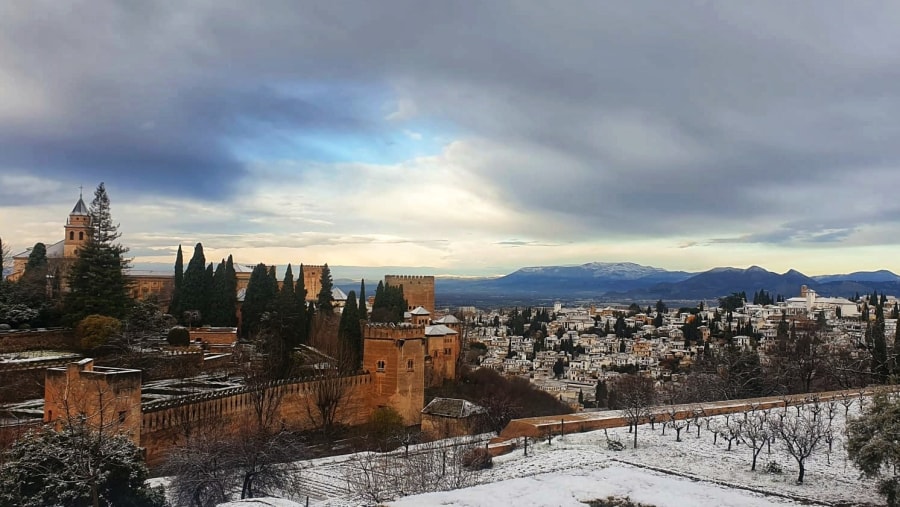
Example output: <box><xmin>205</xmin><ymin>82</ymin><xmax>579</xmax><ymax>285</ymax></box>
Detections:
<box><xmin>293</xmin><ymin>400</ymin><xmax>882</xmax><ymax>507</ymax></box>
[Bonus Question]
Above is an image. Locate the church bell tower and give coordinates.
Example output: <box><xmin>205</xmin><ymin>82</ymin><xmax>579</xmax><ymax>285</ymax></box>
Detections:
<box><xmin>64</xmin><ymin>192</ymin><xmax>91</xmax><ymax>258</ymax></box>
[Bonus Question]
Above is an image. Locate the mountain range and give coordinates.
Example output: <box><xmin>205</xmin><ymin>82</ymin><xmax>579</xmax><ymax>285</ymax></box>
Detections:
<box><xmin>401</xmin><ymin>262</ymin><xmax>900</xmax><ymax>305</ymax></box>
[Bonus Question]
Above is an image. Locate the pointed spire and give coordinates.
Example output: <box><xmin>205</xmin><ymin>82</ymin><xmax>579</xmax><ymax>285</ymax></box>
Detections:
<box><xmin>71</xmin><ymin>187</ymin><xmax>89</xmax><ymax>215</ymax></box>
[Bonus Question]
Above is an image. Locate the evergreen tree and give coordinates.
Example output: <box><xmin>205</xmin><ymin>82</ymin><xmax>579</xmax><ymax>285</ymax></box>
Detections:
<box><xmin>873</xmin><ymin>300</ymin><xmax>889</xmax><ymax>381</ymax></box>
<box><xmin>371</xmin><ymin>281</ymin><xmax>408</xmax><ymax>323</ymax></box>
<box><xmin>295</xmin><ymin>264</ymin><xmax>310</xmax><ymax>344</ymax></box>
<box><xmin>19</xmin><ymin>242</ymin><xmax>50</xmax><ymax>307</ymax></box>
<box><xmin>65</xmin><ymin>183</ymin><xmax>131</xmax><ymax>322</ymax></box>
<box><xmin>338</xmin><ymin>290</ymin><xmax>363</xmax><ymax>370</ymax></box>
<box><xmin>208</xmin><ymin>260</ymin><xmax>226</xmax><ymax>325</ymax></box>
<box><xmin>275</xmin><ymin>264</ymin><xmax>301</xmax><ymax>348</ymax></box>
<box><xmin>241</xmin><ymin>263</ymin><xmax>277</xmax><ymax>338</ymax></box>
<box><xmin>358</xmin><ymin>279</ymin><xmax>367</xmax><ymax>321</ymax></box>
<box><xmin>168</xmin><ymin>245</ymin><xmax>183</xmax><ymax>317</ymax></box>
<box><xmin>207</xmin><ymin>258</ymin><xmax>237</xmax><ymax>327</ymax></box>
<box><xmin>316</xmin><ymin>263</ymin><xmax>335</xmax><ymax>314</ymax></box>
<box><xmin>179</xmin><ymin>243</ymin><xmax>209</xmax><ymax>325</ymax></box>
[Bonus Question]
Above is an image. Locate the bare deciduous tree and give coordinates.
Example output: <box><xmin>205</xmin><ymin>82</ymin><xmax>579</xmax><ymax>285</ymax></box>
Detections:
<box><xmin>736</xmin><ymin>410</ymin><xmax>771</xmax><ymax>471</ymax></box>
<box><xmin>773</xmin><ymin>407</ymin><xmax>827</xmax><ymax>484</ymax></box>
<box><xmin>612</xmin><ymin>375</ymin><xmax>656</xmax><ymax>449</ymax></box>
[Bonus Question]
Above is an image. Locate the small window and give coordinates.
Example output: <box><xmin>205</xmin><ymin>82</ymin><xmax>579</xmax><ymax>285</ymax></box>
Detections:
<box><xmin>118</xmin><ymin>411</ymin><xmax>127</xmax><ymax>423</ymax></box>
<box><xmin>376</xmin><ymin>360</ymin><xmax>386</xmax><ymax>372</ymax></box>
<box><xmin>69</xmin><ymin>231</ymin><xmax>74</xmax><ymax>240</ymax></box>
<box><xmin>407</xmin><ymin>359</ymin><xmax>414</xmax><ymax>371</ymax></box>
<box><xmin>444</xmin><ymin>348</ymin><xmax>452</xmax><ymax>355</ymax></box>
<box><xmin>79</xmin><ymin>231</ymin><xmax>84</xmax><ymax>240</ymax></box>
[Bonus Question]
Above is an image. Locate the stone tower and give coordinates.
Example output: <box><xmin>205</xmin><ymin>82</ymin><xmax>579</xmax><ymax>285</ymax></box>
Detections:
<box><xmin>63</xmin><ymin>193</ymin><xmax>91</xmax><ymax>258</ymax></box>
<box><xmin>363</xmin><ymin>323</ymin><xmax>426</xmax><ymax>425</ymax></box>
<box><xmin>384</xmin><ymin>275</ymin><xmax>435</xmax><ymax>316</ymax></box>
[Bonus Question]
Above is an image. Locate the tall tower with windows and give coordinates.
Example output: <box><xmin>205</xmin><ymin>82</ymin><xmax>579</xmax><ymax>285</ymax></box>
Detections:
<box><xmin>63</xmin><ymin>193</ymin><xmax>91</xmax><ymax>258</ymax></box>
<box><xmin>363</xmin><ymin>323</ymin><xmax>426</xmax><ymax>425</ymax></box>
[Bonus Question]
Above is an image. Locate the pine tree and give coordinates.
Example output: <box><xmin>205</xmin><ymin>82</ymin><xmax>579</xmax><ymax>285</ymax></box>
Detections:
<box><xmin>180</xmin><ymin>243</ymin><xmax>209</xmax><ymax>325</ymax></box>
<box><xmin>316</xmin><ymin>263</ymin><xmax>334</xmax><ymax>315</ymax></box>
<box><xmin>64</xmin><ymin>183</ymin><xmax>131</xmax><ymax>322</ymax></box>
<box><xmin>168</xmin><ymin>245</ymin><xmax>183</xmax><ymax>317</ymax></box>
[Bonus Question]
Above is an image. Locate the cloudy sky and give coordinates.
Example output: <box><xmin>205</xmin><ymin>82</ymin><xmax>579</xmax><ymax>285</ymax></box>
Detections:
<box><xmin>3</xmin><ymin>1</ymin><xmax>900</xmax><ymax>277</ymax></box>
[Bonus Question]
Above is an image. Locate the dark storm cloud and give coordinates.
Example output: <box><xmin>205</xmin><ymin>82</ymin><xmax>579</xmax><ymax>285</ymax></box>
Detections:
<box><xmin>4</xmin><ymin>1</ymin><xmax>900</xmax><ymax>247</ymax></box>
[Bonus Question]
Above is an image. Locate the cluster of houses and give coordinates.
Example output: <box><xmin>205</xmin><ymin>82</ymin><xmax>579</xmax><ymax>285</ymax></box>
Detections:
<box><xmin>466</xmin><ymin>286</ymin><xmax>895</xmax><ymax>408</ymax></box>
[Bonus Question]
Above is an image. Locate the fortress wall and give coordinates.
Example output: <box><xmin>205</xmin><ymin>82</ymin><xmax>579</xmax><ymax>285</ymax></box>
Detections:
<box><xmin>0</xmin><ymin>329</ymin><xmax>77</xmax><ymax>353</ymax></box>
<box><xmin>140</xmin><ymin>373</ymin><xmax>373</xmax><ymax>467</ymax></box>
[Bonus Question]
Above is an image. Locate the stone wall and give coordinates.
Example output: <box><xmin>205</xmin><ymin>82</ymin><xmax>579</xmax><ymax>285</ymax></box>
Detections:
<box><xmin>140</xmin><ymin>373</ymin><xmax>374</xmax><ymax>466</ymax></box>
<box><xmin>0</xmin><ymin>329</ymin><xmax>77</xmax><ymax>353</ymax></box>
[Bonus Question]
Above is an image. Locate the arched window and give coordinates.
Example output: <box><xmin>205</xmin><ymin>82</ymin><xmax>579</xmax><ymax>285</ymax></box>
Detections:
<box><xmin>79</xmin><ymin>231</ymin><xmax>84</xmax><ymax>240</ymax></box>
<box><xmin>376</xmin><ymin>360</ymin><xmax>386</xmax><ymax>372</ymax></box>
<box><xmin>69</xmin><ymin>231</ymin><xmax>74</xmax><ymax>240</ymax></box>
<box><xmin>407</xmin><ymin>359</ymin><xmax>414</xmax><ymax>371</ymax></box>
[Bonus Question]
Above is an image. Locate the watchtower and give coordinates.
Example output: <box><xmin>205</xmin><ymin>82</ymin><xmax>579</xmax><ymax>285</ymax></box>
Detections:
<box><xmin>363</xmin><ymin>323</ymin><xmax>425</xmax><ymax>425</ymax></box>
<box><xmin>384</xmin><ymin>275</ymin><xmax>435</xmax><ymax>316</ymax></box>
<box><xmin>44</xmin><ymin>359</ymin><xmax>143</xmax><ymax>445</ymax></box>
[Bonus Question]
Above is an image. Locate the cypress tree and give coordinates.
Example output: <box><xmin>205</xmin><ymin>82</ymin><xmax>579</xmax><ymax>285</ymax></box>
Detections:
<box><xmin>295</xmin><ymin>264</ymin><xmax>309</xmax><ymax>344</ymax></box>
<box><xmin>64</xmin><ymin>182</ymin><xmax>131</xmax><ymax>322</ymax></box>
<box><xmin>338</xmin><ymin>290</ymin><xmax>362</xmax><ymax>370</ymax></box>
<box><xmin>223</xmin><ymin>255</ymin><xmax>237</xmax><ymax>327</ymax></box>
<box><xmin>241</xmin><ymin>263</ymin><xmax>275</xmax><ymax>338</ymax></box>
<box><xmin>168</xmin><ymin>245</ymin><xmax>183</xmax><ymax>317</ymax></box>
<box><xmin>207</xmin><ymin>260</ymin><xmax>228</xmax><ymax>326</ymax></box>
<box><xmin>180</xmin><ymin>243</ymin><xmax>208</xmax><ymax>325</ymax></box>
<box><xmin>894</xmin><ymin>315</ymin><xmax>900</xmax><ymax>376</ymax></box>
<box><xmin>358</xmin><ymin>279</ymin><xmax>367</xmax><ymax>321</ymax></box>
<box><xmin>873</xmin><ymin>301</ymin><xmax>889</xmax><ymax>381</ymax></box>
<box><xmin>316</xmin><ymin>263</ymin><xmax>335</xmax><ymax>315</ymax></box>
<box><xmin>204</xmin><ymin>262</ymin><xmax>214</xmax><ymax>319</ymax></box>
<box><xmin>277</xmin><ymin>264</ymin><xmax>300</xmax><ymax>347</ymax></box>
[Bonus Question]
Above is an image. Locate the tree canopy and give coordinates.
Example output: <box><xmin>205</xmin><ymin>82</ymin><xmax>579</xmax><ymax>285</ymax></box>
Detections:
<box><xmin>64</xmin><ymin>183</ymin><xmax>131</xmax><ymax>323</ymax></box>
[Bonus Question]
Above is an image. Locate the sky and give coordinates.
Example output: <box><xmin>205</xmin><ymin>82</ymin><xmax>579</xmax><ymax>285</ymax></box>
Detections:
<box><xmin>3</xmin><ymin>1</ymin><xmax>900</xmax><ymax>277</ymax></box>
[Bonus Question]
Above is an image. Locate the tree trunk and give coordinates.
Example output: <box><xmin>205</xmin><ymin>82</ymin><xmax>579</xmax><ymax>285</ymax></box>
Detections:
<box><xmin>797</xmin><ymin>462</ymin><xmax>805</xmax><ymax>484</ymax></box>
<box><xmin>633</xmin><ymin>425</ymin><xmax>638</xmax><ymax>449</ymax></box>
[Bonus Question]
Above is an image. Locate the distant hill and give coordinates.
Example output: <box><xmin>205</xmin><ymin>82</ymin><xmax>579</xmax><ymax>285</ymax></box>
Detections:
<box><xmin>812</xmin><ymin>270</ymin><xmax>900</xmax><ymax>284</ymax></box>
<box><xmin>605</xmin><ymin>266</ymin><xmax>817</xmax><ymax>301</ymax></box>
<box><xmin>310</xmin><ymin>263</ymin><xmax>900</xmax><ymax>308</ymax></box>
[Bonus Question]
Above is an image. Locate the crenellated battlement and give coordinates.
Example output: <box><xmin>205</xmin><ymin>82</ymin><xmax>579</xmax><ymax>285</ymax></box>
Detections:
<box><xmin>385</xmin><ymin>275</ymin><xmax>435</xmax><ymax>281</ymax></box>
<box><xmin>364</xmin><ymin>323</ymin><xmax>426</xmax><ymax>340</ymax></box>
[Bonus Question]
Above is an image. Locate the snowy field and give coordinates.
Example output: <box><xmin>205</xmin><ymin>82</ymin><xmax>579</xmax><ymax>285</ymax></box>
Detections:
<box><xmin>289</xmin><ymin>399</ymin><xmax>883</xmax><ymax>507</ymax></box>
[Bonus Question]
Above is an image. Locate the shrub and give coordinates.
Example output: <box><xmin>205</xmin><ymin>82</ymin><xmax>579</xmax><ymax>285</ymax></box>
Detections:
<box><xmin>75</xmin><ymin>315</ymin><xmax>121</xmax><ymax>350</ymax></box>
<box><xmin>607</xmin><ymin>438</ymin><xmax>625</xmax><ymax>451</ymax></box>
<box><xmin>167</xmin><ymin>326</ymin><xmax>191</xmax><ymax>346</ymax></box>
<box><xmin>366</xmin><ymin>406</ymin><xmax>405</xmax><ymax>450</ymax></box>
<box><xmin>765</xmin><ymin>461</ymin><xmax>783</xmax><ymax>474</ymax></box>
<box><xmin>461</xmin><ymin>447</ymin><xmax>493</xmax><ymax>470</ymax></box>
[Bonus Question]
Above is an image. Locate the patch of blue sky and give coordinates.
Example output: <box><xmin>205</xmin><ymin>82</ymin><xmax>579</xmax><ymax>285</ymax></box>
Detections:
<box><xmin>229</xmin><ymin>81</ymin><xmax>455</xmax><ymax>165</ymax></box>
<box><xmin>231</xmin><ymin>124</ymin><xmax>449</xmax><ymax>165</ymax></box>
